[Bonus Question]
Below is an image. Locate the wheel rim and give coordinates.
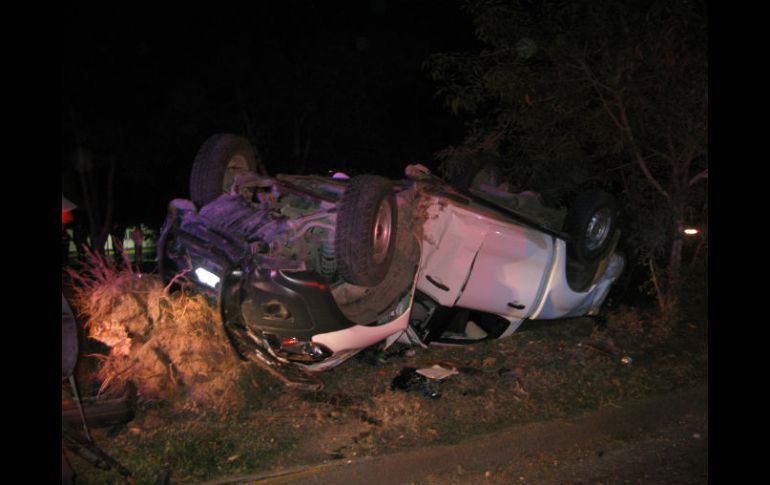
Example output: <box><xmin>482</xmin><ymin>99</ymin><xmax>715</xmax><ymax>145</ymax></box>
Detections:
<box><xmin>585</xmin><ymin>208</ymin><xmax>612</xmax><ymax>252</ymax></box>
<box><xmin>222</xmin><ymin>154</ymin><xmax>250</xmax><ymax>192</ymax></box>
<box><xmin>372</xmin><ymin>200</ymin><xmax>392</xmax><ymax>264</ymax></box>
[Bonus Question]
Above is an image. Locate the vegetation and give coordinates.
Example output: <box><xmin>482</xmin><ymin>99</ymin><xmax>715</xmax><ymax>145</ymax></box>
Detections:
<box><xmin>426</xmin><ymin>0</ymin><xmax>707</xmax><ymax>321</ymax></box>
<box><xmin>65</xmin><ymin>252</ymin><xmax>255</xmax><ymax>413</ymax></box>
<box><xmin>67</xmin><ymin>290</ymin><xmax>706</xmax><ymax>483</ymax></box>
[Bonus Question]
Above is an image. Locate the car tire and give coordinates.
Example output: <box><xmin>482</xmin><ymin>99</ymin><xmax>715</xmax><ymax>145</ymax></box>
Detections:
<box><xmin>451</xmin><ymin>161</ymin><xmax>502</xmax><ymax>191</ymax></box>
<box><xmin>335</xmin><ymin>175</ymin><xmax>398</xmax><ymax>287</ymax></box>
<box><xmin>189</xmin><ymin>134</ymin><xmax>258</xmax><ymax>207</ymax></box>
<box><xmin>563</xmin><ymin>190</ymin><xmax>618</xmax><ymax>263</ymax></box>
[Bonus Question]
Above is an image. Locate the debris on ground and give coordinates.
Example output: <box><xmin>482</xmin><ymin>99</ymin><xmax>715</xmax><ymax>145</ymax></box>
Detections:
<box><xmin>578</xmin><ymin>340</ymin><xmax>633</xmax><ymax>366</ymax></box>
<box><xmin>391</xmin><ymin>367</ymin><xmax>442</xmax><ymax>399</ymax></box>
<box><xmin>415</xmin><ymin>364</ymin><xmax>459</xmax><ymax>380</ymax></box>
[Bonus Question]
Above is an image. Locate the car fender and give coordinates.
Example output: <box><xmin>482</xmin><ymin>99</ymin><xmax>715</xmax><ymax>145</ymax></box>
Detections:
<box><xmin>529</xmin><ymin>240</ymin><xmax>624</xmax><ymax>320</ymax></box>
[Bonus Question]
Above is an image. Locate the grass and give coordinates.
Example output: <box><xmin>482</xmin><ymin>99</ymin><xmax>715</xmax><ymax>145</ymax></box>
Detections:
<box><xmin>65</xmin><ymin>266</ymin><xmax>707</xmax><ymax>484</ymax></box>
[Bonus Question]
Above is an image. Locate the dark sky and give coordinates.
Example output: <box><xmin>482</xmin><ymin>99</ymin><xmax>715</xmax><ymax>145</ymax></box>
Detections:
<box><xmin>62</xmin><ymin>1</ymin><xmax>479</xmax><ymax>226</ymax></box>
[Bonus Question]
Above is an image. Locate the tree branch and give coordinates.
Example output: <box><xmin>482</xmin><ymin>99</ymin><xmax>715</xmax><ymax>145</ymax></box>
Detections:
<box><xmin>615</xmin><ymin>97</ymin><xmax>671</xmax><ymax>201</ymax></box>
<box><xmin>688</xmin><ymin>168</ymin><xmax>708</xmax><ymax>186</ymax></box>
<box><xmin>576</xmin><ymin>60</ymin><xmax>625</xmax><ymax>133</ymax></box>
<box><xmin>578</xmin><ymin>58</ymin><xmax>672</xmax><ymax>202</ymax></box>
<box><xmin>643</xmin><ymin>145</ymin><xmax>674</xmax><ymax>163</ymax></box>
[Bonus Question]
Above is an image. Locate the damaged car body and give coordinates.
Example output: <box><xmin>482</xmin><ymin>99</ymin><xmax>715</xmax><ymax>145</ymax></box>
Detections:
<box><xmin>158</xmin><ymin>134</ymin><xmax>624</xmax><ymax>379</ymax></box>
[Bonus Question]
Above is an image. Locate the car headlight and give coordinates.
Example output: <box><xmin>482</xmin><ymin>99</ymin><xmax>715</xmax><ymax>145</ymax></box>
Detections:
<box><xmin>194</xmin><ymin>267</ymin><xmax>221</xmax><ymax>288</ymax></box>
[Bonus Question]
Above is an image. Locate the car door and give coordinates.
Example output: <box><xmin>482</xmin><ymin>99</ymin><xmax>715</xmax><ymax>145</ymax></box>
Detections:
<box><xmin>416</xmin><ymin>203</ymin><xmax>489</xmax><ymax>307</ymax></box>
<box><xmin>454</xmin><ymin>221</ymin><xmax>554</xmax><ymax>319</ymax></box>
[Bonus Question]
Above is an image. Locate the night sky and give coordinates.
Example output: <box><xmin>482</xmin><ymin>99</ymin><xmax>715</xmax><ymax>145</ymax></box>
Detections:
<box><xmin>62</xmin><ymin>1</ymin><xmax>479</xmax><ymax>227</ymax></box>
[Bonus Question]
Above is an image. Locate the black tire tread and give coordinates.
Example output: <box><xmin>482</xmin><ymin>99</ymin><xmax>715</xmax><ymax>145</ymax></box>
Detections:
<box><xmin>563</xmin><ymin>190</ymin><xmax>618</xmax><ymax>263</ymax></box>
<box><xmin>189</xmin><ymin>134</ymin><xmax>257</xmax><ymax>207</ymax></box>
<box><xmin>335</xmin><ymin>175</ymin><xmax>397</xmax><ymax>287</ymax></box>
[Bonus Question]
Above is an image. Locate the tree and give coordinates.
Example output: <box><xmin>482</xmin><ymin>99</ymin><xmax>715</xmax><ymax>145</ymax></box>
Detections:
<box><xmin>575</xmin><ymin>0</ymin><xmax>707</xmax><ymax>318</ymax></box>
<box><xmin>426</xmin><ymin>0</ymin><xmax>707</xmax><ymax>320</ymax></box>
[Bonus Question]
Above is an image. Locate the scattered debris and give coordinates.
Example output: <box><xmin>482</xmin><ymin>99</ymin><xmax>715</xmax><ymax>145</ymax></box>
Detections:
<box><xmin>391</xmin><ymin>367</ymin><xmax>442</xmax><ymax>399</ymax></box>
<box><xmin>579</xmin><ymin>340</ymin><xmax>634</xmax><ymax>366</ymax></box>
<box><xmin>416</xmin><ymin>364</ymin><xmax>459</xmax><ymax>380</ymax></box>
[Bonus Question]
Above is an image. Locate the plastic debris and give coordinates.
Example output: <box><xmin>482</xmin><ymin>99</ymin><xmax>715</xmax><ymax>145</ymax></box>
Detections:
<box><xmin>391</xmin><ymin>367</ymin><xmax>423</xmax><ymax>390</ymax></box>
<box><xmin>391</xmin><ymin>367</ymin><xmax>442</xmax><ymax>399</ymax></box>
<box><xmin>416</xmin><ymin>364</ymin><xmax>459</xmax><ymax>380</ymax></box>
<box><xmin>620</xmin><ymin>356</ymin><xmax>633</xmax><ymax>365</ymax></box>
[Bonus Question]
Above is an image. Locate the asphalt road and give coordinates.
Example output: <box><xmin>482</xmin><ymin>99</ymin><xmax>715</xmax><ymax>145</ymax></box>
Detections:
<box><xmin>201</xmin><ymin>383</ymin><xmax>708</xmax><ymax>485</ymax></box>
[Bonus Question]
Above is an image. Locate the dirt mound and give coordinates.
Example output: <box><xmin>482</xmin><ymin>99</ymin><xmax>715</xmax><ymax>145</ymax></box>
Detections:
<box><xmin>67</xmin><ymin>253</ymin><xmax>251</xmax><ymax>412</ymax></box>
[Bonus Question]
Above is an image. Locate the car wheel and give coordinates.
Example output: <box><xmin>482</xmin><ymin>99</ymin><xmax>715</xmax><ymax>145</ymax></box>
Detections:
<box><xmin>189</xmin><ymin>134</ymin><xmax>258</xmax><ymax>207</ymax></box>
<box><xmin>335</xmin><ymin>175</ymin><xmax>398</xmax><ymax>287</ymax></box>
<box><xmin>451</xmin><ymin>161</ymin><xmax>502</xmax><ymax>191</ymax></box>
<box><xmin>563</xmin><ymin>190</ymin><xmax>618</xmax><ymax>263</ymax></box>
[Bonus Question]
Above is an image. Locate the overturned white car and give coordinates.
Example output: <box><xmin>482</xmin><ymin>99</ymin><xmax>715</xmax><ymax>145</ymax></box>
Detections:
<box><xmin>158</xmin><ymin>134</ymin><xmax>624</xmax><ymax>379</ymax></box>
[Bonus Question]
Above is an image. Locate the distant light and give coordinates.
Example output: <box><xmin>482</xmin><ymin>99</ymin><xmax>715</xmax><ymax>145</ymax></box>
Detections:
<box><xmin>195</xmin><ymin>267</ymin><xmax>220</xmax><ymax>288</ymax></box>
<box><xmin>683</xmin><ymin>228</ymin><xmax>700</xmax><ymax>236</ymax></box>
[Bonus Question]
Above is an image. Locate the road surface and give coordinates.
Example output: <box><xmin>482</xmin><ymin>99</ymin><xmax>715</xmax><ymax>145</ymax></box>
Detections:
<box><xmin>201</xmin><ymin>383</ymin><xmax>707</xmax><ymax>485</ymax></box>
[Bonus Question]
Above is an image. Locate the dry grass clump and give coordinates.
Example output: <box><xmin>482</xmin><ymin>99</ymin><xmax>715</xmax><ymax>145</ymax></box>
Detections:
<box><xmin>364</xmin><ymin>390</ymin><xmax>431</xmax><ymax>436</ymax></box>
<box><xmin>604</xmin><ymin>304</ymin><xmax>673</xmax><ymax>340</ymax></box>
<box><xmin>66</xmin><ymin>250</ymin><xmax>250</xmax><ymax>413</ymax></box>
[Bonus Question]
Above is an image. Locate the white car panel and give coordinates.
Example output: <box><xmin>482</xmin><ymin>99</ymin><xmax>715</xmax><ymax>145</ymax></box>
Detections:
<box><xmin>529</xmin><ymin>240</ymin><xmax>624</xmax><ymax>320</ymax></box>
<box><xmin>311</xmin><ymin>299</ymin><xmax>414</xmax><ymax>354</ymax></box>
<box><xmin>455</xmin><ymin>221</ymin><xmax>553</xmax><ymax>319</ymax></box>
<box><xmin>415</xmin><ymin>191</ymin><xmax>623</xmax><ymax>334</ymax></box>
<box><xmin>416</xmin><ymin>202</ymin><xmax>488</xmax><ymax>306</ymax></box>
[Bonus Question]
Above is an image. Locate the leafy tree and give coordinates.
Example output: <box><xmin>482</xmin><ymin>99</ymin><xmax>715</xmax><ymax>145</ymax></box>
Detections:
<box><xmin>426</xmin><ymin>0</ymin><xmax>707</xmax><ymax>320</ymax></box>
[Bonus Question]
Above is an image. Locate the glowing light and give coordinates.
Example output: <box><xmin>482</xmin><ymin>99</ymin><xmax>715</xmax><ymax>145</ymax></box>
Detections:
<box><xmin>281</xmin><ymin>337</ymin><xmax>300</xmax><ymax>347</ymax></box>
<box><xmin>683</xmin><ymin>228</ymin><xmax>700</xmax><ymax>236</ymax></box>
<box><xmin>195</xmin><ymin>267</ymin><xmax>220</xmax><ymax>288</ymax></box>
